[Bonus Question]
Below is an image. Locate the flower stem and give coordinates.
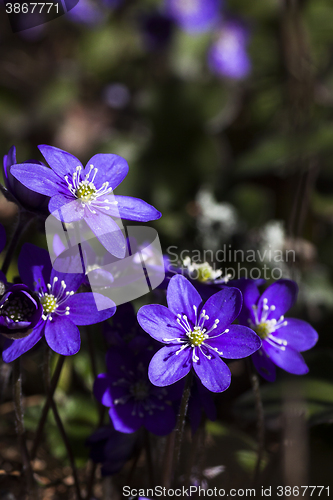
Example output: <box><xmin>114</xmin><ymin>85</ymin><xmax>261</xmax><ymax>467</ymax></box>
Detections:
<box><xmin>1</xmin><ymin>211</ymin><xmax>35</xmax><ymax>276</ymax></box>
<box><xmin>86</xmin><ymin>405</ymin><xmax>106</xmax><ymax>500</ymax></box>
<box><xmin>50</xmin><ymin>399</ymin><xmax>82</xmax><ymax>500</ymax></box>
<box><xmin>144</xmin><ymin>429</ymin><xmax>155</xmax><ymax>488</ymax></box>
<box><xmin>249</xmin><ymin>365</ymin><xmax>265</xmax><ymax>487</ymax></box>
<box><xmin>12</xmin><ymin>359</ymin><xmax>36</xmax><ymax>494</ymax></box>
<box><xmin>170</xmin><ymin>372</ymin><xmax>193</xmax><ymax>487</ymax></box>
<box><xmin>43</xmin><ymin>346</ymin><xmax>82</xmax><ymax>500</ymax></box>
<box><xmin>31</xmin><ymin>354</ymin><xmax>65</xmax><ymax>460</ymax></box>
<box><xmin>85</xmin><ymin>325</ymin><xmax>106</xmax><ymax>500</ymax></box>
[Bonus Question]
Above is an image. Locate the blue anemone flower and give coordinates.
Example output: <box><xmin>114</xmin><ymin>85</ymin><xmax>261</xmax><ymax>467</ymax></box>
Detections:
<box><xmin>86</xmin><ymin>424</ymin><xmax>137</xmax><ymax>476</ymax></box>
<box><xmin>10</xmin><ymin>145</ymin><xmax>161</xmax><ymax>258</ymax></box>
<box><xmin>137</xmin><ymin>275</ymin><xmax>261</xmax><ymax>393</ymax></box>
<box><xmin>2</xmin><ymin>146</ymin><xmax>49</xmax><ymax>214</ymax></box>
<box><xmin>0</xmin><ymin>284</ymin><xmax>43</xmax><ymax>339</ymax></box>
<box><xmin>2</xmin><ymin>243</ymin><xmax>116</xmax><ymax>362</ymax></box>
<box><xmin>232</xmin><ymin>279</ymin><xmax>319</xmax><ymax>381</ymax></box>
<box><xmin>94</xmin><ymin>346</ymin><xmax>177</xmax><ymax>435</ymax></box>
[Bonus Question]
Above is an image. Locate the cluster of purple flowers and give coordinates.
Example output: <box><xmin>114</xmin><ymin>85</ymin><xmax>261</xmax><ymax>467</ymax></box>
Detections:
<box><xmin>163</xmin><ymin>0</ymin><xmax>252</xmax><ymax>80</ymax></box>
<box><xmin>0</xmin><ymin>144</ymin><xmax>319</xmax><ymax>478</ymax></box>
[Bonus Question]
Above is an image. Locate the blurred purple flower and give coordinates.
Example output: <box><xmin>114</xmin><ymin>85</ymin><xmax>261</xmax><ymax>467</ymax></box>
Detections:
<box><xmin>86</xmin><ymin>424</ymin><xmax>137</xmax><ymax>476</ymax></box>
<box><xmin>67</xmin><ymin>0</ymin><xmax>105</xmax><ymax>26</ymax></box>
<box><xmin>2</xmin><ymin>146</ymin><xmax>49</xmax><ymax>214</ymax></box>
<box><xmin>103</xmin><ymin>302</ymin><xmax>151</xmax><ymax>351</ymax></box>
<box><xmin>11</xmin><ymin>145</ymin><xmax>161</xmax><ymax>258</ymax></box>
<box><xmin>234</xmin><ymin>279</ymin><xmax>318</xmax><ymax>381</ymax></box>
<box><xmin>2</xmin><ymin>243</ymin><xmax>116</xmax><ymax>362</ymax></box>
<box><xmin>137</xmin><ymin>275</ymin><xmax>261</xmax><ymax>393</ymax></box>
<box><xmin>165</xmin><ymin>0</ymin><xmax>221</xmax><ymax>34</ymax></box>
<box><xmin>208</xmin><ymin>20</ymin><xmax>251</xmax><ymax>80</ymax></box>
<box><xmin>94</xmin><ymin>346</ymin><xmax>177</xmax><ymax>435</ymax></box>
<box><xmin>104</xmin><ymin>83</ymin><xmax>130</xmax><ymax>109</ymax></box>
<box><xmin>0</xmin><ymin>284</ymin><xmax>43</xmax><ymax>339</ymax></box>
<box><xmin>102</xmin><ymin>0</ymin><xmax>123</xmax><ymax>8</ymax></box>
<box><xmin>141</xmin><ymin>11</ymin><xmax>174</xmax><ymax>51</ymax></box>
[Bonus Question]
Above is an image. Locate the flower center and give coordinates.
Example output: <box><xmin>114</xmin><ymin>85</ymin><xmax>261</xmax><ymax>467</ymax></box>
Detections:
<box><xmin>130</xmin><ymin>380</ymin><xmax>150</xmax><ymax>401</ymax></box>
<box><xmin>163</xmin><ymin>306</ymin><xmax>226</xmax><ymax>363</ymax></box>
<box><xmin>250</xmin><ymin>298</ymin><xmax>289</xmax><ymax>350</ymax></box>
<box><xmin>40</xmin><ymin>294</ymin><xmax>58</xmax><ymax>314</ymax></box>
<box><xmin>64</xmin><ymin>164</ymin><xmax>117</xmax><ymax>214</ymax></box>
<box><xmin>1</xmin><ymin>295</ymin><xmax>35</xmax><ymax>323</ymax></box>
<box><xmin>36</xmin><ymin>277</ymin><xmax>74</xmax><ymax>321</ymax></box>
<box><xmin>76</xmin><ymin>182</ymin><xmax>97</xmax><ymax>202</ymax></box>
<box><xmin>254</xmin><ymin>321</ymin><xmax>273</xmax><ymax>339</ymax></box>
<box><xmin>187</xmin><ymin>325</ymin><xmax>208</xmax><ymax>346</ymax></box>
<box><xmin>183</xmin><ymin>257</ymin><xmax>223</xmax><ymax>283</ymax></box>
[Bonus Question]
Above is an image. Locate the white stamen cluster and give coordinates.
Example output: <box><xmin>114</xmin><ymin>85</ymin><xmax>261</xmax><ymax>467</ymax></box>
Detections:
<box><xmin>249</xmin><ymin>297</ymin><xmax>288</xmax><ymax>351</ymax></box>
<box><xmin>183</xmin><ymin>257</ymin><xmax>223</xmax><ymax>283</ymax></box>
<box><xmin>64</xmin><ymin>164</ymin><xmax>118</xmax><ymax>215</ymax></box>
<box><xmin>37</xmin><ymin>277</ymin><xmax>74</xmax><ymax>321</ymax></box>
<box><xmin>163</xmin><ymin>305</ymin><xmax>228</xmax><ymax>363</ymax></box>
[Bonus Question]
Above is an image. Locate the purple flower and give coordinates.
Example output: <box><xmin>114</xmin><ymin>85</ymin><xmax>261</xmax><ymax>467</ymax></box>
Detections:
<box><xmin>86</xmin><ymin>424</ymin><xmax>137</xmax><ymax>476</ymax></box>
<box><xmin>103</xmin><ymin>302</ymin><xmax>151</xmax><ymax>351</ymax></box>
<box><xmin>233</xmin><ymin>279</ymin><xmax>319</xmax><ymax>381</ymax></box>
<box><xmin>2</xmin><ymin>146</ymin><xmax>49</xmax><ymax>214</ymax></box>
<box><xmin>67</xmin><ymin>0</ymin><xmax>105</xmax><ymax>26</ymax></box>
<box><xmin>137</xmin><ymin>275</ymin><xmax>261</xmax><ymax>393</ymax></box>
<box><xmin>0</xmin><ymin>284</ymin><xmax>43</xmax><ymax>339</ymax></box>
<box><xmin>102</xmin><ymin>0</ymin><xmax>123</xmax><ymax>8</ymax></box>
<box><xmin>94</xmin><ymin>346</ymin><xmax>177</xmax><ymax>435</ymax></box>
<box><xmin>165</xmin><ymin>0</ymin><xmax>221</xmax><ymax>34</ymax></box>
<box><xmin>10</xmin><ymin>145</ymin><xmax>162</xmax><ymax>258</ymax></box>
<box><xmin>2</xmin><ymin>243</ymin><xmax>116</xmax><ymax>362</ymax></box>
<box><xmin>208</xmin><ymin>20</ymin><xmax>251</xmax><ymax>80</ymax></box>
<box><xmin>141</xmin><ymin>11</ymin><xmax>174</xmax><ymax>51</ymax></box>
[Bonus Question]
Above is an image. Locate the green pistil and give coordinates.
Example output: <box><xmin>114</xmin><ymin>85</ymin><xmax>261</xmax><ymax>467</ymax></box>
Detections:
<box><xmin>40</xmin><ymin>294</ymin><xmax>57</xmax><ymax>314</ymax></box>
<box><xmin>76</xmin><ymin>182</ymin><xmax>96</xmax><ymax>202</ymax></box>
<box><xmin>254</xmin><ymin>322</ymin><xmax>270</xmax><ymax>339</ymax></box>
<box><xmin>197</xmin><ymin>265</ymin><xmax>212</xmax><ymax>282</ymax></box>
<box><xmin>187</xmin><ymin>326</ymin><xmax>207</xmax><ymax>346</ymax></box>
<box><xmin>130</xmin><ymin>380</ymin><xmax>149</xmax><ymax>401</ymax></box>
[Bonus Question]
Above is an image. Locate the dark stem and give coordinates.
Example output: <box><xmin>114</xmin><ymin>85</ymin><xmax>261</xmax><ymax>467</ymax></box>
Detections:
<box><xmin>86</xmin><ymin>325</ymin><xmax>98</xmax><ymax>380</ymax></box>
<box><xmin>43</xmin><ymin>346</ymin><xmax>82</xmax><ymax>500</ymax></box>
<box><xmin>162</xmin><ymin>432</ymin><xmax>175</xmax><ymax>488</ymax></box>
<box><xmin>1</xmin><ymin>211</ymin><xmax>35</xmax><ymax>275</ymax></box>
<box><xmin>31</xmin><ymin>354</ymin><xmax>65</xmax><ymax>460</ymax></box>
<box><xmin>250</xmin><ymin>367</ymin><xmax>265</xmax><ymax>487</ymax></box>
<box><xmin>126</xmin><ymin>447</ymin><xmax>142</xmax><ymax>486</ymax></box>
<box><xmin>184</xmin><ymin>418</ymin><xmax>206</xmax><ymax>489</ymax></box>
<box><xmin>12</xmin><ymin>359</ymin><xmax>35</xmax><ymax>494</ymax></box>
<box><xmin>170</xmin><ymin>372</ymin><xmax>193</xmax><ymax>487</ymax></box>
<box><xmin>85</xmin><ymin>325</ymin><xmax>106</xmax><ymax>500</ymax></box>
<box><xmin>85</xmin><ymin>406</ymin><xmax>106</xmax><ymax>500</ymax></box>
<box><xmin>50</xmin><ymin>399</ymin><xmax>82</xmax><ymax>500</ymax></box>
<box><xmin>144</xmin><ymin>429</ymin><xmax>155</xmax><ymax>488</ymax></box>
